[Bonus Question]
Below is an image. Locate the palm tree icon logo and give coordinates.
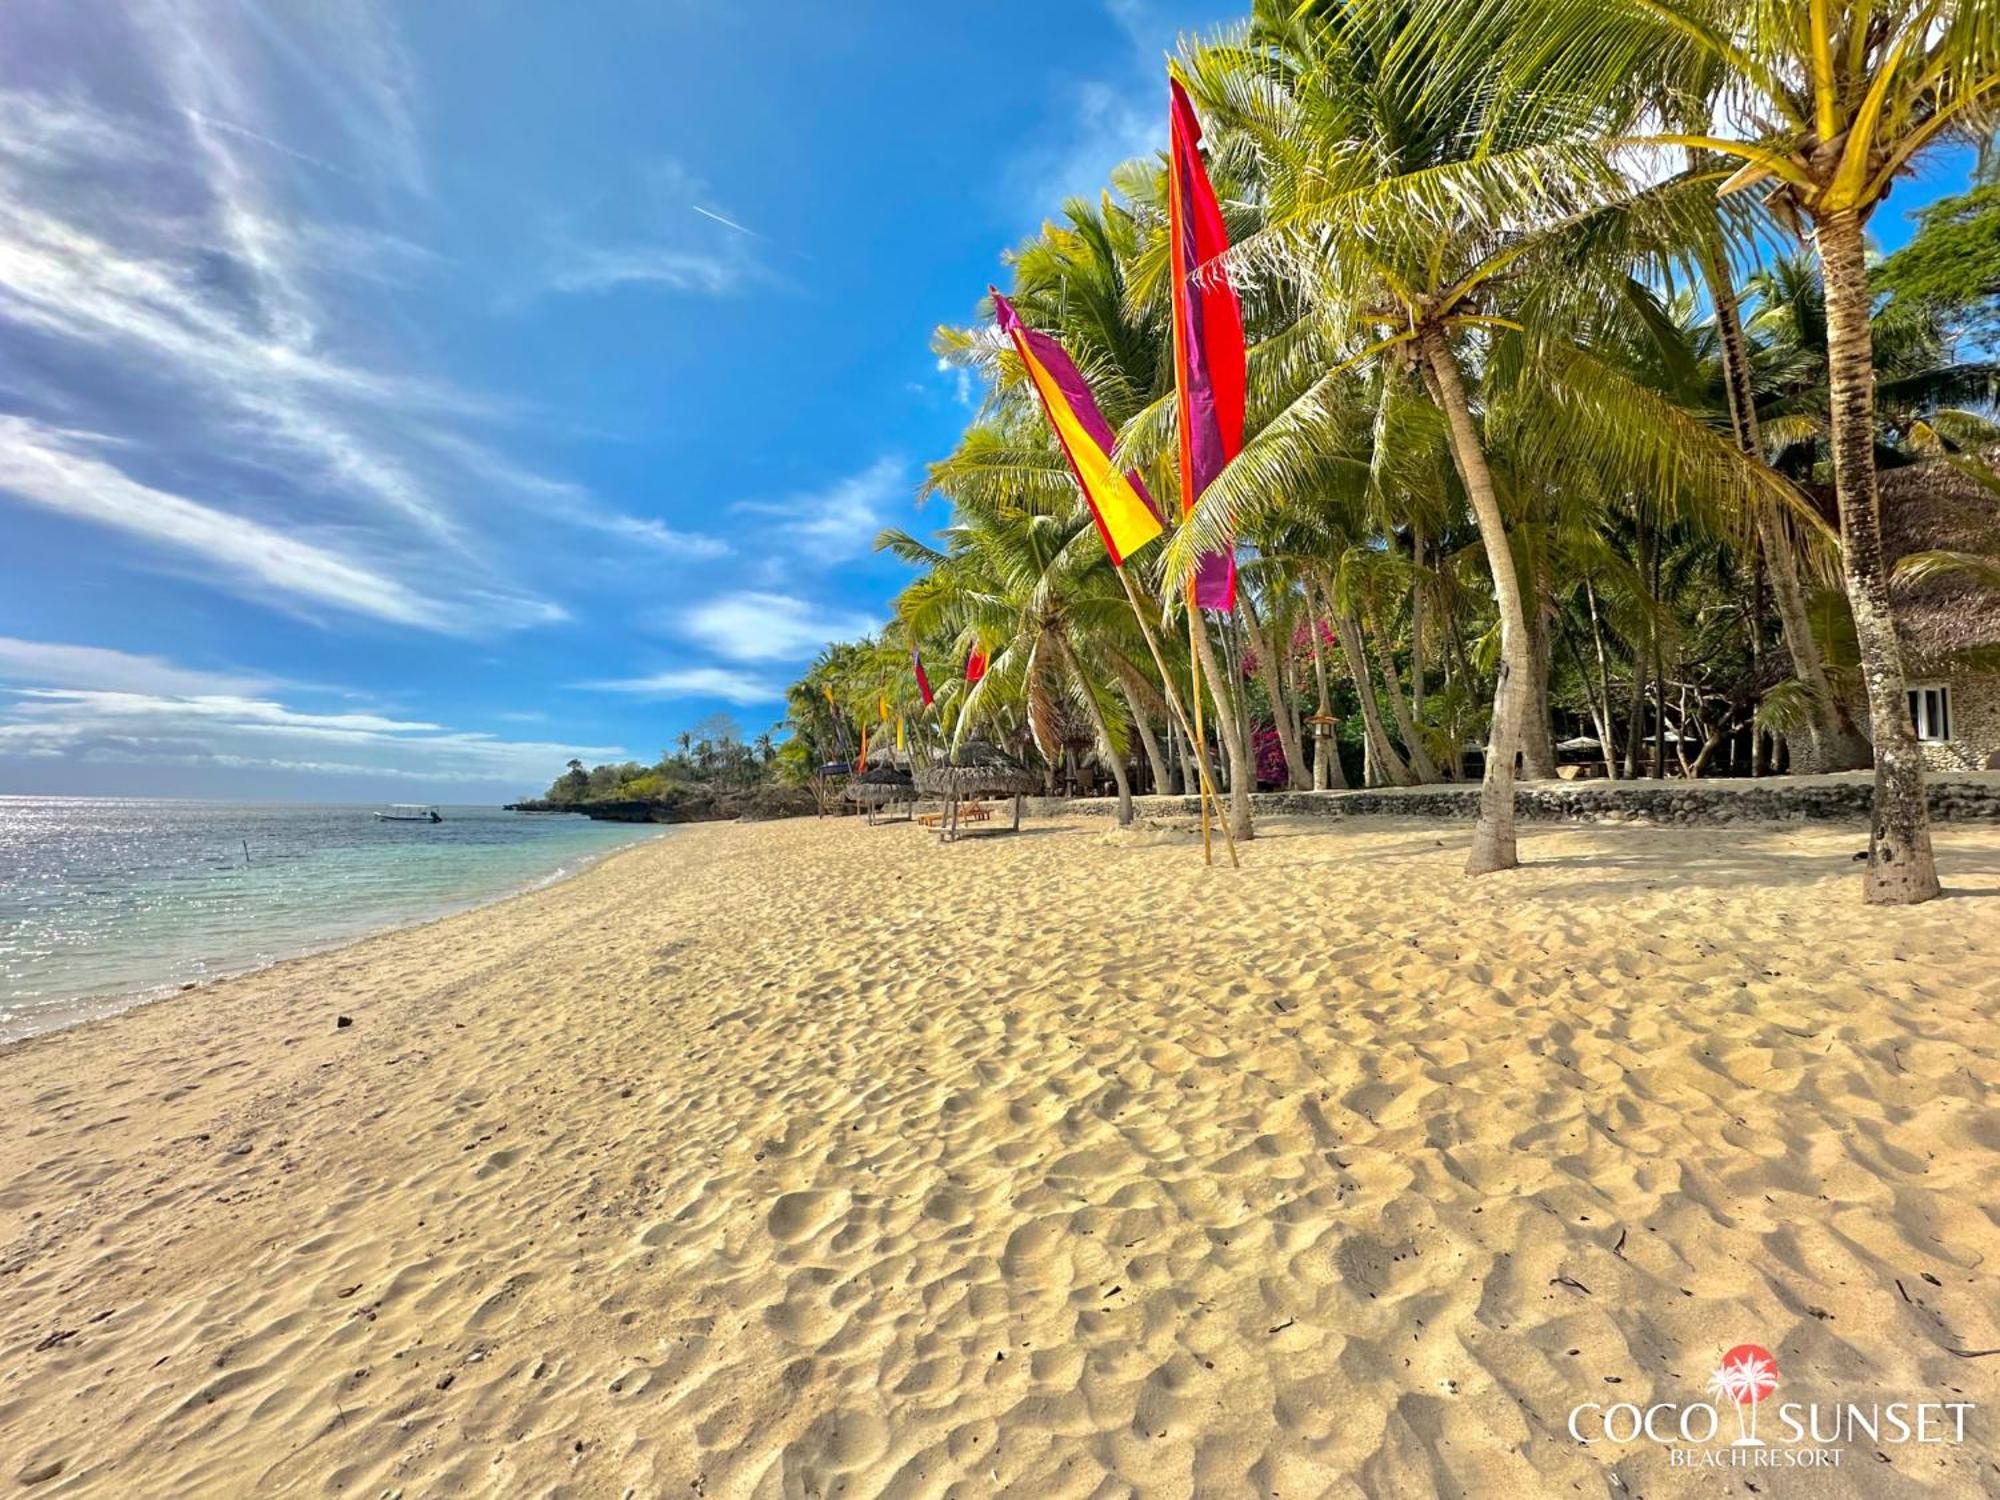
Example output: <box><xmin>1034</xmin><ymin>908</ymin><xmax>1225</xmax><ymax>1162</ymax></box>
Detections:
<box><xmin>1707</xmin><ymin>1344</ymin><xmax>1780</xmax><ymax>1445</ymax></box>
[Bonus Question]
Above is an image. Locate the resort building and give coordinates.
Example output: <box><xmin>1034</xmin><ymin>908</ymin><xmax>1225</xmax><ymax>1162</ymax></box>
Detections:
<box><xmin>1883</xmin><ymin>454</ymin><xmax>2000</xmax><ymax>773</ymax></box>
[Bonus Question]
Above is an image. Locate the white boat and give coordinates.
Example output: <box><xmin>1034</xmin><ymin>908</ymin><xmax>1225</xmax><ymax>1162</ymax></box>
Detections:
<box><xmin>375</xmin><ymin>804</ymin><xmax>443</xmax><ymax>823</ymax></box>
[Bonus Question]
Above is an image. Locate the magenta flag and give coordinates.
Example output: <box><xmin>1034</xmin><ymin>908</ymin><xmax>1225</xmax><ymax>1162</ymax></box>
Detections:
<box><xmin>1169</xmin><ymin>76</ymin><xmax>1245</xmax><ymax>612</ymax></box>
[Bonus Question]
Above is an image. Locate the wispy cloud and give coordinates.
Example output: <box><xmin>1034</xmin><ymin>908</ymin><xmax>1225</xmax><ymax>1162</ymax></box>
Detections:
<box><xmin>421</xmin><ymin>434</ymin><xmax>729</xmax><ymax>558</ymax></box>
<box><xmin>0</xmin><ymin>416</ymin><xmax>469</xmax><ymax>627</ymax></box>
<box><xmin>584</xmin><ymin>665</ymin><xmax>786</xmax><ymax>706</ymax></box>
<box><xmin>676</xmin><ymin>591</ymin><xmax>879</xmax><ymax>663</ymax></box>
<box><xmin>542</xmin><ymin>156</ymin><xmax>768</xmax><ymax>300</ymax></box>
<box><xmin>0</xmin><ymin>636</ymin><xmax>277</xmax><ymax>697</ymax></box>
<box><xmin>0</xmin><ymin>15</ymin><xmax>702</xmax><ymax>637</ymax></box>
<box><xmin>733</xmin><ymin>456</ymin><xmax>907</xmax><ymax>561</ymax></box>
<box><xmin>1001</xmin><ymin>0</ymin><xmax>1205</xmax><ymax>213</ymax></box>
<box><xmin>0</xmin><ymin>685</ymin><xmax>624</xmax><ymax>785</ymax></box>
<box><xmin>549</xmin><ymin>247</ymin><xmax>748</xmax><ymax>297</ymax></box>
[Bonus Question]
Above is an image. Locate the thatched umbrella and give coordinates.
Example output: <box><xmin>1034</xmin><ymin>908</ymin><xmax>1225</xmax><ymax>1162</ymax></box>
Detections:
<box><xmin>914</xmin><ymin>739</ymin><xmax>1038</xmax><ymax>839</ymax></box>
<box><xmin>846</xmin><ymin>763</ymin><xmax>917</xmax><ymax>824</ymax></box>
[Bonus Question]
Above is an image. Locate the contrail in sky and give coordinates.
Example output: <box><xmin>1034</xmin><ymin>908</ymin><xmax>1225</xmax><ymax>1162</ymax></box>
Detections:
<box><xmin>691</xmin><ymin>204</ymin><xmax>759</xmax><ymax>238</ymax></box>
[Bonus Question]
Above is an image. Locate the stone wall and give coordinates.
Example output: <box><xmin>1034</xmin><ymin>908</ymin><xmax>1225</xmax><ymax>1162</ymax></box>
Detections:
<box><xmin>1914</xmin><ymin>668</ymin><xmax>2000</xmax><ymax>775</ymax></box>
<box><xmin>1035</xmin><ymin>771</ymin><xmax>2000</xmax><ymax>826</ymax></box>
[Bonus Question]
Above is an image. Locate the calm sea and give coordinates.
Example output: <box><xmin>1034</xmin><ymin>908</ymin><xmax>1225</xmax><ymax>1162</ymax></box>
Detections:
<box><xmin>0</xmin><ymin>798</ymin><xmax>662</xmax><ymax>1043</ymax></box>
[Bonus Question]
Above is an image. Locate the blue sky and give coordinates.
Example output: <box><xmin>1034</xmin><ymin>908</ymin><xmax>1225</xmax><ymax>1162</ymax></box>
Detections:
<box><xmin>0</xmin><ymin>2</ymin><xmax>1978</xmax><ymax>801</ymax></box>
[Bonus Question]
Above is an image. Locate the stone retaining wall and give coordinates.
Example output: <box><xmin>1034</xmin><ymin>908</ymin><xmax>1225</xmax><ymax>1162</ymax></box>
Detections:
<box><xmin>1033</xmin><ymin>772</ymin><xmax>2000</xmax><ymax>826</ymax></box>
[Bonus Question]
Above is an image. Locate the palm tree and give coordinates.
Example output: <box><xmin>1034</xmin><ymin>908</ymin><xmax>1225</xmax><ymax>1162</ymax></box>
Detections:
<box><xmin>1173</xmin><ymin>0</ymin><xmax>1796</xmax><ymax>871</ymax></box>
<box><xmin>1574</xmin><ymin>0</ymin><xmax>2000</xmax><ymax>898</ymax></box>
<box><xmin>884</xmin><ymin>421</ymin><xmax>1149</xmax><ymax>824</ymax></box>
<box><xmin>932</xmin><ymin>199</ymin><xmax>1244</xmax><ymax>833</ymax></box>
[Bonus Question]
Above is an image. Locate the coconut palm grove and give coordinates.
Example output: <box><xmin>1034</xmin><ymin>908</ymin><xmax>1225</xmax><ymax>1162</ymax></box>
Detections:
<box><xmin>662</xmin><ymin>0</ymin><xmax>2000</xmax><ymax>908</ymax></box>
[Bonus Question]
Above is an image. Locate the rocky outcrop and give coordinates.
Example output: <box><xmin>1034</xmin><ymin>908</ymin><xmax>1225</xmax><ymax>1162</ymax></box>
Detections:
<box><xmin>504</xmin><ymin>785</ymin><xmax>818</xmax><ymax>824</ymax></box>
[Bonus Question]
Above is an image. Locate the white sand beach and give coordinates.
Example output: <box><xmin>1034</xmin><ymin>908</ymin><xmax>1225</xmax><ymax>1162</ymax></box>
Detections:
<box><xmin>3</xmin><ymin>816</ymin><xmax>1998</xmax><ymax>1497</ymax></box>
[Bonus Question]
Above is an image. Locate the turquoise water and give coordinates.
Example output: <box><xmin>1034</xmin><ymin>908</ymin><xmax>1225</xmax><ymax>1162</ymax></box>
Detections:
<box><xmin>0</xmin><ymin>799</ymin><xmax>662</xmax><ymax>1042</ymax></box>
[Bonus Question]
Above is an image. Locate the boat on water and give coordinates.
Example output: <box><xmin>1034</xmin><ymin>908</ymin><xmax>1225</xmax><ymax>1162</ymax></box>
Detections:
<box><xmin>375</xmin><ymin>804</ymin><xmax>443</xmax><ymax>823</ymax></box>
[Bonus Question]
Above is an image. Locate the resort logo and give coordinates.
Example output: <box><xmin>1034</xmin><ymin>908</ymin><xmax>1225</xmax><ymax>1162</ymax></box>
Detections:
<box><xmin>1566</xmin><ymin>1341</ymin><xmax>1976</xmax><ymax>1472</ymax></box>
<box><xmin>1708</xmin><ymin>1343</ymin><xmax>1780</xmax><ymax>1445</ymax></box>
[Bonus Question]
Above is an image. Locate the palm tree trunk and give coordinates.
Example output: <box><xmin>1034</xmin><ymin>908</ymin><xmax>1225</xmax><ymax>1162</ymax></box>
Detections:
<box><xmin>1521</xmin><ymin>545</ymin><xmax>1558</xmax><ymax>780</ymax></box>
<box><xmin>1112</xmin><ymin>663</ymin><xmax>1170</xmax><ymax>796</ymax></box>
<box><xmin>1331</xmin><ymin>606</ymin><xmax>1415</xmax><ymax>787</ymax></box>
<box><xmin>1701</xmin><ymin>235</ymin><xmax>1871</xmax><ymax>773</ymax></box>
<box><xmin>1065</xmin><ymin>643</ymin><xmax>1133</xmax><ymax>826</ymax></box>
<box><xmin>1420</xmin><ymin>327</ymin><xmax>1525</xmax><ymax>872</ymax></box>
<box><xmin>1584</xmin><ymin>581</ymin><xmax>1620</xmax><ymax>779</ymax></box>
<box><xmin>1306</xmin><ymin>608</ymin><xmax>1345</xmax><ymax>789</ymax></box>
<box><xmin>1277</xmin><ymin>637</ymin><xmax>1309</xmax><ymax>782</ymax></box>
<box><xmin>1366</xmin><ymin>599</ymin><xmax>1442</xmax><ymax>782</ymax></box>
<box><xmin>1624</xmin><ymin>655</ymin><xmax>1646</xmax><ymax>779</ymax></box>
<box><xmin>1190</xmin><ymin>611</ymin><xmax>1253</xmax><ymax>840</ymax></box>
<box><xmin>1816</xmin><ymin>210</ymin><xmax>1939</xmax><ymax>903</ymax></box>
<box><xmin>1410</xmin><ymin>525</ymin><xmax>1428</xmax><ymax>724</ymax></box>
<box><xmin>1239</xmin><ymin>590</ymin><xmax>1311</xmax><ymax>789</ymax></box>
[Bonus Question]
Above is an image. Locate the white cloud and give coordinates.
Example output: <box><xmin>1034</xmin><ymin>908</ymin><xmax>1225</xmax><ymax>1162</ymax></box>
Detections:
<box><xmin>0</xmin><ymin>637</ymin><xmax>276</xmax><ymax>697</ymax></box>
<box><xmin>422</xmin><ymin>433</ymin><xmax>729</xmax><ymax>558</ymax></box>
<box><xmin>584</xmin><ymin>666</ymin><xmax>786</xmax><ymax>706</ymax></box>
<box><xmin>677</xmin><ymin>591</ymin><xmax>878</xmax><ymax>663</ymax></box>
<box><xmin>549</xmin><ymin>247</ymin><xmax>748</xmax><ymax>297</ymax></box>
<box><xmin>0</xmin><ymin>50</ymin><xmax>694</xmax><ymax>630</ymax></box>
<box><xmin>542</xmin><ymin>155</ymin><xmax>766</xmax><ymax>300</ymax></box>
<box><xmin>0</xmin><ymin>416</ymin><xmax>467</xmax><ymax>627</ymax></box>
<box><xmin>1000</xmin><ymin>0</ymin><xmax>1209</xmax><ymax>214</ymax></box>
<box><xmin>0</xmin><ymin>686</ymin><xmax>625</xmax><ymax>784</ymax></box>
<box><xmin>733</xmin><ymin>456</ymin><xmax>906</xmax><ymax>561</ymax></box>
<box><xmin>1010</xmin><ymin>79</ymin><xmax>1163</xmax><ymax>209</ymax></box>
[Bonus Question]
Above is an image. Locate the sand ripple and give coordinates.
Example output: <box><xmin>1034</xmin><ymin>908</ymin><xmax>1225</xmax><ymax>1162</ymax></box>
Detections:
<box><xmin>2</xmin><ymin>816</ymin><xmax>1998</xmax><ymax>1496</ymax></box>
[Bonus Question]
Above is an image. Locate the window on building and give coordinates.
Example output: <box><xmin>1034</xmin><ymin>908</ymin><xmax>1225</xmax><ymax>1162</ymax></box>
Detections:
<box><xmin>1907</xmin><ymin>683</ymin><xmax>1952</xmax><ymax>742</ymax></box>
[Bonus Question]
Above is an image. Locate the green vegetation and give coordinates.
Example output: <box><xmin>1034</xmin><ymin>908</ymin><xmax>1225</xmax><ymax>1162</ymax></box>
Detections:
<box><xmin>785</xmin><ymin>0</ymin><xmax>1998</xmax><ymax>904</ymax></box>
<box><xmin>1879</xmin><ymin>156</ymin><xmax>2000</xmax><ymax>349</ymax></box>
<box><xmin>529</xmin><ymin>714</ymin><xmax>798</xmax><ymax>820</ymax></box>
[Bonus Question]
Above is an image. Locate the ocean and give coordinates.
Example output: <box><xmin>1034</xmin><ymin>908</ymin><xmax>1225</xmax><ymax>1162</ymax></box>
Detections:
<box><xmin>0</xmin><ymin>798</ymin><xmax>662</xmax><ymax>1043</ymax></box>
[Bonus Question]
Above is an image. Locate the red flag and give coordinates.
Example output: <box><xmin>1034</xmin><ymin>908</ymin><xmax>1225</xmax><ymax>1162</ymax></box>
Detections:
<box><xmin>1168</xmin><ymin>75</ymin><xmax>1244</xmax><ymax>612</ymax></box>
<box><xmin>912</xmin><ymin>648</ymin><xmax>934</xmax><ymax>707</ymax></box>
<box><xmin>966</xmin><ymin>645</ymin><xmax>987</xmax><ymax>684</ymax></box>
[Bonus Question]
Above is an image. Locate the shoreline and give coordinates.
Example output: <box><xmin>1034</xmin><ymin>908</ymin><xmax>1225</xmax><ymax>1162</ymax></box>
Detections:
<box><xmin>3</xmin><ymin>814</ymin><xmax>1997</xmax><ymax>1495</ymax></box>
<box><xmin>0</xmin><ymin>823</ymin><xmax>667</xmax><ymax>1054</ymax></box>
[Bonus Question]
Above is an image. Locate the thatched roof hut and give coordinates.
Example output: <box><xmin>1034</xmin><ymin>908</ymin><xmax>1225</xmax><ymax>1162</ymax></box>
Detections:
<box><xmin>846</xmin><ymin>763</ymin><xmax>916</xmax><ymax>802</ymax></box>
<box><xmin>1880</xmin><ymin>454</ymin><xmax>2000</xmax><ymax>669</ymax></box>
<box><xmin>914</xmin><ymin>740</ymin><xmax>1037</xmax><ymax>838</ymax></box>
<box><xmin>846</xmin><ymin>763</ymin><xmax>917</xmax><ymax>823</ymax></box>
<box><xmin>914</xmin><ymin>740</ymin><xmax>1038</xmax><ymax>798</ymax></box>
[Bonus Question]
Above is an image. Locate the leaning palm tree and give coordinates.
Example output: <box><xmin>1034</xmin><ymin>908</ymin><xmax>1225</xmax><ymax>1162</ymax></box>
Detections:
<box><xmin>1553</xmin><ymin>0</ymin><xmax>2000</xmax><ymax>899</ymax></box>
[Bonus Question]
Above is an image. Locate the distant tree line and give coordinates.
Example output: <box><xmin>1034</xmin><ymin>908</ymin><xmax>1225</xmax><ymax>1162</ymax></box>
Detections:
<box><xmin>537</xmin><ymin>712</ymin><xmax>783</xmax><ymax>807</ymax></box>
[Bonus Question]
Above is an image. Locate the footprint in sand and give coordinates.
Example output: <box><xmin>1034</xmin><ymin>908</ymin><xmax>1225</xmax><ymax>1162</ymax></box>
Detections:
<box><xmin>766</xmin><ymin>1188</ymin><xmax>849</xmax><ymax>1243</ymax></box>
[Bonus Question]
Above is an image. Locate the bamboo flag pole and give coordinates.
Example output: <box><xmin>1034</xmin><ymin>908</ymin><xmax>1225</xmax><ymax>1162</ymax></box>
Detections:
<box><xmin>987</xmin><ymin>287</ymin><xmax>1231</xmax><ymax>867</ymax></box>
<box><xmin>1112</xmin><ymin>564</ymin><xmax>1237</xmax><ymax>869</ymax></box>
<box><xmin>1188</xmin><ymin>582</ymin><xmax>1213</xmax><ymax>865</ymax></box>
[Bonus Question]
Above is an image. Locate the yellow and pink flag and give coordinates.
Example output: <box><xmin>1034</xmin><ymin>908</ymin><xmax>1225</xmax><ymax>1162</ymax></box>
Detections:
<box><xmin>992</xmin><ymin>288</ymin><xmax>1164</xmax><ymax>567</ymax></box>
<box><xmin>1168</xmin><ymin>76</ymin><xmax>1245</xmax><ymax>612</ymax></box>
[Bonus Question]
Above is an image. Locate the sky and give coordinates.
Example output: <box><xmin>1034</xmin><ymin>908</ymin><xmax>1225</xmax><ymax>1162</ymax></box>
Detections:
<box><xmin>0</xmin><ymin>2</ymin><xmax>1978</xmax><ymax>803</ymax></box>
